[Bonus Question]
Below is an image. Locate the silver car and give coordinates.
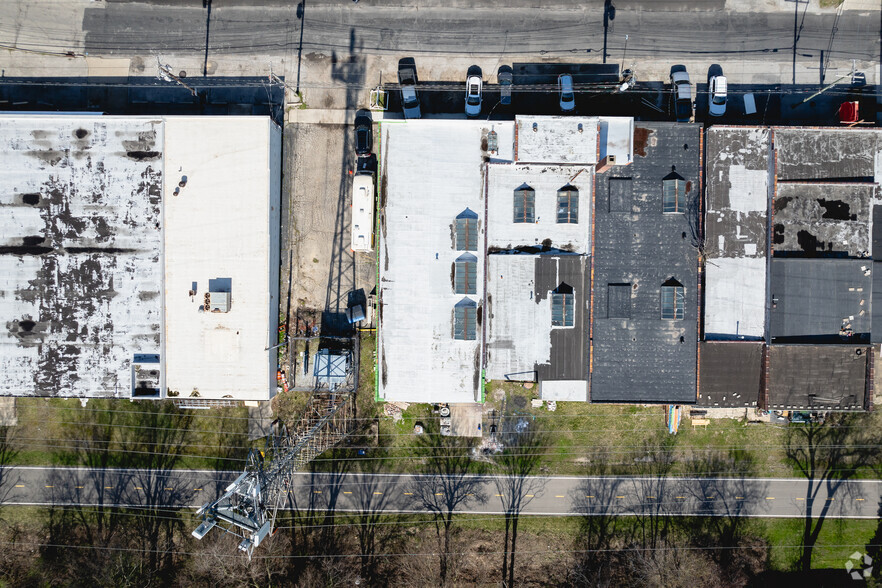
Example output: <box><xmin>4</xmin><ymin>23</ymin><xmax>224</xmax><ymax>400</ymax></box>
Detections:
<box><xmin>558</xmin><ymin>74</ymin><xmax>575</xmax><ymax>112</ymax></box>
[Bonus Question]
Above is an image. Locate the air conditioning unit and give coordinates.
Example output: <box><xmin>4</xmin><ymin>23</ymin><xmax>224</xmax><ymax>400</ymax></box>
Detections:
<box><xmin>209</xmin><ymin>291</ymin><xmax>231</xmax><ymax>313</ymax></box>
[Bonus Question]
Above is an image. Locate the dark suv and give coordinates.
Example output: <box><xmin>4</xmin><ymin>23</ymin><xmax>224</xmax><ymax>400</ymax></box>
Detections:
<box><xmin>669</xmin><ymin>65</ymin><xmax>693</xmax><ymax>123</ymax></box>
<box><xmin>354</xmin><ymin>110</ymin><xmax>372</xmax><ymax>157</ymax></box>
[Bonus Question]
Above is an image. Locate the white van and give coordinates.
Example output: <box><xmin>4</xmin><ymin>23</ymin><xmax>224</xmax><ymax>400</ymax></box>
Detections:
<box><xmin>351</xmin><ymin>171</ymin><xmax>375</xmax><ymax>252</ymax></box>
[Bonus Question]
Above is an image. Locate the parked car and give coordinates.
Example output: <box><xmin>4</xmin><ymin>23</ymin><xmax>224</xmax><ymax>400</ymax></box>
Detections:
<box><xmin>558</xmin><ymin>74</ymin><xmax>575</xmax><ymax>112</ymax></box>
<box><xmin>354</xmin><ymin>111</ymin><xmax>372</xmax><ymax>157</ymax></box>
<box><xmin>397</xmin><ymin>65</ymin><xmax>421</xmax><ymax>119</ymax></box>
<box><xmin>498</xmin><ymin>66</ymin><xmax>513</xmax><ymax>105</ymax></box>
<box><xmin>708</xmin><ymin>74</ymin><xmax>727</xmax><ymax>117</ymax></box>
<box><xmin>465</xmin><ymin>74</ymin><xmax>482</xmax><ymax>117</ymax></box>
<box><xmin>670</xmin><ymin>65</ymin><xmax>692</xmax><ymax>122</ymax></box>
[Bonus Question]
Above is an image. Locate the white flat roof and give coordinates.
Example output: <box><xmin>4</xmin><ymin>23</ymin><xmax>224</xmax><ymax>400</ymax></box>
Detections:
<box><xmin>163</xmin><ymin>117</ymin><xmax>279</xmax><ymax>401</ymax></box>
<box><xmin>598</xmin><ymin>116</ymin><xmax>634</xmax><ymax>165</ymax></box>
<box><xmin>515</xmin><ymin>116</ymin><xmax>598</xmax><ymax>164</ymax></box>
<box><xmin>0</xmin><ymin>115</ymin><xmax>164</xmax><ymax>397</ymax></box>
<box><xmin>540</xmin><ymin>380</ymin><xmax>588</xmax><ymax>401</ymax></box>
<box><xmin>705</xmin><ymin>257</ymin><xmax>766</xmax><ymax>339</ymax></box>
<box><xmin>379</xmin><ymin>120</ymin><xmax>515</xmax><ymax>403</ymax></box>
<box><xmin>485</xmin><ymin>255</ymin><xmax>551</xmax><ymax>381</ymax></box>
<box><xmin>486</xmin><ymin>163</ymin><xmax>592</xmax><ymax>254</ymax></box>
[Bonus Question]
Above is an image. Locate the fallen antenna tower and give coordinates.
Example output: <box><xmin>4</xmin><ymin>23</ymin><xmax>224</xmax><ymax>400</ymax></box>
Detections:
<box><xmin>192</xmin><ymin>343</ymin><xmax>357</xmax><ymax>558</ymax></box>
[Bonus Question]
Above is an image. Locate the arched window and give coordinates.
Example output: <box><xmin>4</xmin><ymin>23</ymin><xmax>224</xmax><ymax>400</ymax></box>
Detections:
<box><xmin>557</xmin><ymin>185</ymin><xmax>579</xmax><ymax>224</ymax></box>
<box><xmin>662</xmin><ymin>171</ymin><xmax>687</xmax><ymax>213</ymax></box>
<box><xmin>453</xmin><ymin>298</ymin><xmax>478</xmax><ymax>340</ymax></box>
<box><xmin>661</xmin><ymin>278</ymin><xmax>685</xmax><ymax>319</ymax></box>
<box><xmin>454</xmin><ymin>253</ymin><xmax>477</xmax><ymax>295</ymax></box>
<box><xmin>551</xmin><ymin>283</ymin><xmax>575</xmax><ymax>327</ymax></box>
<box><xmin>513</xmin><ymin>185</ymin><xmax>535</xmax><ymax>223</ymax></box>
<box><xmin>454</xmin><ymin>208</ymin><xmax>478</xmax><ymax>251</ymax></box>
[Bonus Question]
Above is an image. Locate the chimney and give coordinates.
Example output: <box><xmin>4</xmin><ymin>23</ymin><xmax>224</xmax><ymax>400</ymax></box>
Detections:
<box><xmin>596</xmin><ymin>154</ymin><xmax>616</xmax><ymax>173</ymax></box>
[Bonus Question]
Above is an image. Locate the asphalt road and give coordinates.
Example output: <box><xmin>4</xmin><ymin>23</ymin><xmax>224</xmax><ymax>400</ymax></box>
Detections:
<box><xmin>79</xmin><ymin>3</ymin><xmax>877</xmax><ymax>62</ymax></box>
<box><xmin>2</xmin><ymin>467</ymin><xmax>880</xmax><ymax>519</ymax></box>
<box><xmin>0</xmin><ymin>2</ymin><xmax>870</xmax><ymax>68</ymax></box>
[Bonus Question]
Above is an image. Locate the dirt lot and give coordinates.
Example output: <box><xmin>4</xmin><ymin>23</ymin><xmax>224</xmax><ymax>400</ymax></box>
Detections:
<box><xmin>279</xmin><ymin>121</ymin><xmax>375</xmax><ymax>377</ymax></box>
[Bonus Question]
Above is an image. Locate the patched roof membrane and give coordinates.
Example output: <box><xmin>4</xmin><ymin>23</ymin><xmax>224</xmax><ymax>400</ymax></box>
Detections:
<box><xmin>0</xmin><ymin>116</ymin><xmax>163</xmax><ymax>397</ymax></box>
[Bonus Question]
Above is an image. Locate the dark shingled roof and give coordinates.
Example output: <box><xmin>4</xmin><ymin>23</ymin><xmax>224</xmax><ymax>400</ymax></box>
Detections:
<box><xmin>769</xmin><ymin>258</ymin><xmax>871</xmax><ymax>341</ymax></box>
<box><xmin>698</xmin><ymin>342</ymin><xmax>761</xmax><ymax>407</ymax></box>
<box><xmin>767</xmin><ymin>345</ymin><xmax>868</xmax><ymax>411</ymax></box>
<box><xmin>535</xmin><ymin>255</ymin><xmax>589</xmax><ymax>382</ymax></box>
<box><xmin>590</xmin><ymin>123</ymin><xmax>701</xmax><ymax>404</ymax></box>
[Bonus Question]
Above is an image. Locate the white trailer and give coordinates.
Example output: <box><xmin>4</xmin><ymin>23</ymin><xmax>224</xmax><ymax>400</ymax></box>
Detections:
<box><xmin>351</xmin><ymin>171</ymin><xmax>375</xmax><ymax>252</ymax></box>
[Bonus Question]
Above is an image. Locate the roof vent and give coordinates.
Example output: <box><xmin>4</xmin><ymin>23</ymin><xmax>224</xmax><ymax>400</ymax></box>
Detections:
<box><xmin>532</xmin><ymin>122</ymin><xmax>538</xmax><ymax>132</ymax></box>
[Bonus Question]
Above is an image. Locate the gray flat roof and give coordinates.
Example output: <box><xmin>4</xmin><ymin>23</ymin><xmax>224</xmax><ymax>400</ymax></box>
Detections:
<box><xmin>0</xmin><ymin>116</ymin><xmax>163</xmax><ymax>397</ymax></box>
<box><xmin>768</xmin><ymin>345</ymin><xmax>868</xmax><ymax>411</ymax></box>
<box><xmin>770</xmin><ymin>258</ymin><xmax>871</xmax><ymax>341</ymax></box>
<box><xmin>704</xmin><ymin>127</ymin><xmax>768</xmax><ymax>339</ymax></box>
<box><xmin>773</xmin><ymin>183</ymin><xmax>872</xmax><ymax>257</ymax></box>
<box><xmin>485</xmin><ymin>255</ymin><xmax>588</xmax><ymax>386</ymax></box>
<box><xmin>774</xmin><ymin>128</ymin><xmax>882</xmax><ymax>183</ymax></box>
<box><xmin>698</xmin><ymin>342</ymin><xmax>761</xmax><ymax>407</ymax></box>
<box><xmin>591</xmin><ymin>123</ymin><xmax>701</xmax><ymax>404</ymax></box>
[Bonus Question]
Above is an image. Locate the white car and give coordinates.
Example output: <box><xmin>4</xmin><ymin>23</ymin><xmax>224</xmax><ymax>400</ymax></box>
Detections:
<box><xmin>465</xmin><ymin>75</ymin><xmax>482</xmax><ymax>117</ymax></box>
<box><xmin>558</xmin><ymin>74</ymin><xmax>575</xmax><ymax>112</ymax></box>
<box><xmin>709</xmin><ymin>75</ymin><xmax>727</xmax><ymax>117</ymax></box>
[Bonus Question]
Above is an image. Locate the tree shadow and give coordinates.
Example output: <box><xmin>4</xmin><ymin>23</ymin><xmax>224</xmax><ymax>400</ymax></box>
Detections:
<box><xmin>784</xmin><ymin>414</ymin><xmax>880</xmax><ymax>572</ymax></box>
<box><xmin>492</xmin><ymin>414</ymin><xmax>548</xmax><ymax>587</ymax></box>
<box><xmin>408</xmin><ymin>424</ymin><xmax>488</xmax><ymax>585</ymax></box>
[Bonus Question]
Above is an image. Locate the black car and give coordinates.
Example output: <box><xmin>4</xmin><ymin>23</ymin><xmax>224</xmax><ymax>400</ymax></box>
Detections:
<box><xmin>354</xmin><ymin>111</ymin><xmax>372</xmax><ymax>157</ymax></box>
<box><xmin>498</xmin><ymin>65</ymin><xmax>513</xmax><ymax>105</ymax></box>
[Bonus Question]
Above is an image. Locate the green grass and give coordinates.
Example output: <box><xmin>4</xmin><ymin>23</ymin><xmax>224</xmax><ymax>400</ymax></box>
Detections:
<box><xmin>9</xmin><ymin>397</ymin><xmax>253</xmax><ymax>469</ymax></box>
<box><xmin>763</xmin><ymin>517</ymin><xmax>878</xmax><ymax>571</ymax></box>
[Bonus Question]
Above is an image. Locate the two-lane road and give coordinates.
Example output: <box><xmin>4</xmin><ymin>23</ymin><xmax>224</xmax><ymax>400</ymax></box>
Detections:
<box><xmin>2</xmin><ymin>467</ymin><xmax>880</xmax><ymax>519</ymax></box>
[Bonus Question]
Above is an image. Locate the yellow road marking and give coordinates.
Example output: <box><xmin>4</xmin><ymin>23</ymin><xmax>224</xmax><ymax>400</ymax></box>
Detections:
<box><xmin>647</xmin><ymin>496</ymin><xmax>656</xmax><ymax>499</ymax></box>
<box><xmin>525</xmin><ymin>494</ymin><xmax>534</xmax><ymax>498</ymax></box>
<box><xmin>496</xmin><ymin>494</ymin><xmax>504</xmax><ymax>497</ymax></box>
<box><xmin>75</xmin><ymin>486</ymin><xmax>83</xmax><ymax>489</ymax></box>
<box><xmin>373</xmin><ymin>492</ymin><xmax>383</xmax><ymax>495</ymax></box>
<box><xmin>105</xmin><ymin>486</ymin><xmax>113</xmax><ymax>489</ymax></box>
<box><xmin>555</xmin><ymin>495</ymin><xmax>565</xmax><ymax>498</ymax></box>
<box><xmin>736</xmin><ymin>496</ymin><xmax>744</xmax><ymax>500</ymax></box>
<box><xmin>404</xmin><ymin>492</ymin><xmax>413</xmax><ymax>496</ymax></box>
<box><xmin>766</xmin><ymin>497</ymin><xmax>775</xmax><ymax>500</ymax></box>
<box><xmin>706</xmin><ymin>496</ymin><xmax>715</xmax><ymax>499</ymax></box>
<box><xmin>313</xmin><ymin>490</ymin><xmax>322</xmax><ymax>494</ymax></box>
<box><xmin>796</xmin><ymin>497</ymin><xmax>804</xmax><ymax>501</ymax></box>
<box><xmin>586</xmin><ymin>495</ymin><xmax>594</xmax><ymax>498</ymax></box>
<box><xmin>194</xmin><ymin>488</ymin><xmax>201</xmax><ymax>491</ymax></box>
<box><xmin>616</xmin><ymin>496</ymin><xmax>625</xmax><ymax>499</ymax></box>
<box><xmin>135</xmin><ymin>487</ymin><xmax>143</xmax><ymax>490</ymax></box>
<box><xmin>857</xmin><ymin>498</ymin><xmax>865</xmax><ymax>501</ymax></box>
<box><xmin>165</xmin><ymin>487</ymin><xmax>173</xmax><ymax>491</ymax></box>
<box><xmin>343</xmin><ymin>491</ymin><xmax>352</xmax><ymax>494</ymax></box>
<box><xmin>435</xmin><ymin>493</ymin><xmax>444</xmax><ymax>496</ymax></box>
<box><xmin>44</xmin><ymin>485</ymin><xmax>53</xmax><ymax>488</ymax></box>
<box><xmin>827</xmin><ymin>498</ymin><xmax>834</xmax><ymax>501</ymax></box>
<box><xmin>676</xmin><ymin>496</ymin><xmax>685</xmax><ymax>499</ymax></box>
<box><xmin>14</xmin><ymin>485</ymin><xmax>23</xmax><ymax>488</ymax></box>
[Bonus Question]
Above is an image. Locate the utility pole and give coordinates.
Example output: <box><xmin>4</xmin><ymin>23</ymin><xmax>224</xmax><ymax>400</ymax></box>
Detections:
<box><xmin>157</xmin><ymin>60</ymin><xmax>198</xmax><ymax>97</ymax></box>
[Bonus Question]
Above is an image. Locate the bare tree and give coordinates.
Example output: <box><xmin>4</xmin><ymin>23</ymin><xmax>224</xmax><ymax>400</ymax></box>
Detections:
<box><xmin>492</xmin><ymin>415</ymin><xmax>547</xmax><ymax>587</ymax></box>
<box><xmin>410</xmin><ymin>425</ymin><xmax>487</xmax><ymax>586</ymax></box>
<box><xmin>784</xmin><ymin>413</ymin><xmax>881</xmax><ymax>572</ymax></box>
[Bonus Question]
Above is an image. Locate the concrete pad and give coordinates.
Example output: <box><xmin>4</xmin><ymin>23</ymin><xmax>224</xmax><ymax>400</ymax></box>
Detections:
<box><xmin>449</xmin><ymin>403</ymin><xmax>482</xmax><ymax>437</ymax></box>
<box><xmin>0</xmin><ymin>398</ymin><xmax>17</xmax><ymax>427</ymax></box>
